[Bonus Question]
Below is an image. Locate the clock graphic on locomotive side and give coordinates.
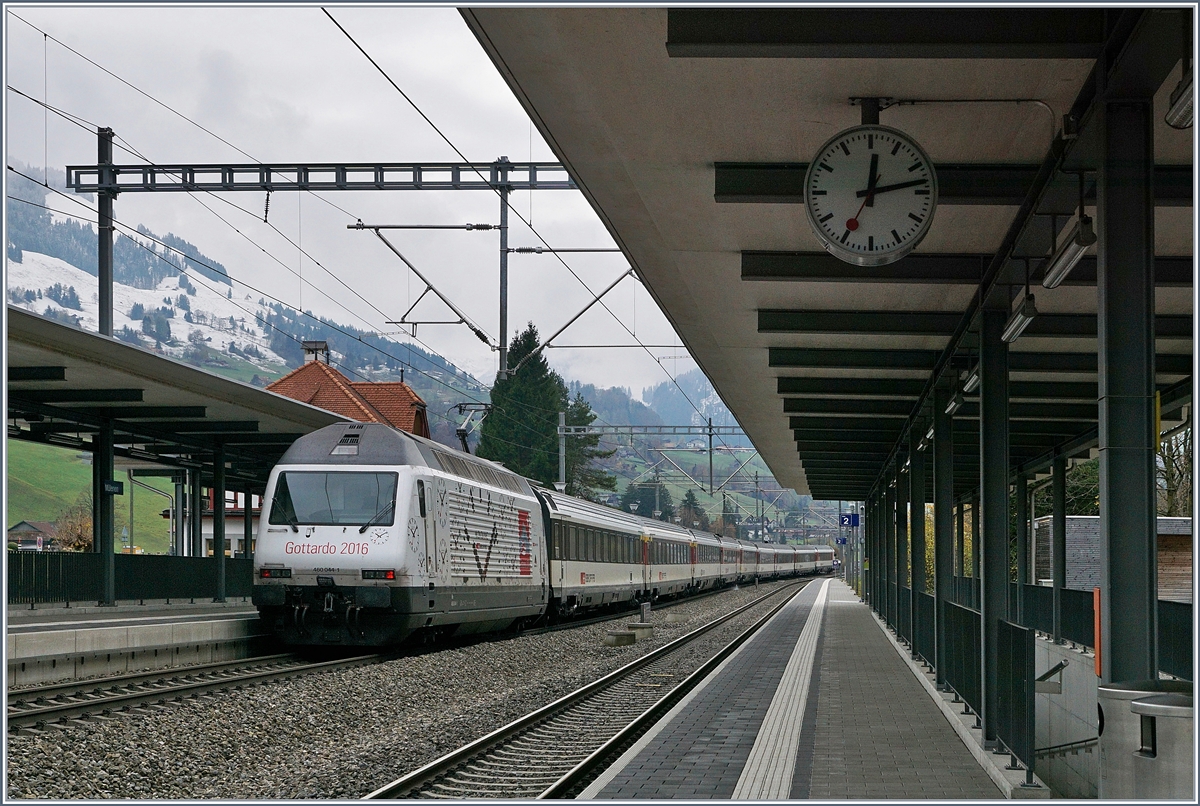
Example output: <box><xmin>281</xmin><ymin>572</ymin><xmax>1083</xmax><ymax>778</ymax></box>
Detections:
<box><xmin>803</xmin><ymin>125</ymin><xmax>938</xmax><ymax>267</ymax></box>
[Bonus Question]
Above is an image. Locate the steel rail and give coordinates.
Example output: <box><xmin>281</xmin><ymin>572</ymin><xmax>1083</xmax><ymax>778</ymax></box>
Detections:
<box><xmin>7</xmin><ymin>653</ymin><xmax>295</xmax><ymax>706</ymax></box>
<box><xmin>7</xmin><ymin>652</ymin><xmax>385</xmax><ymax>732</ymax></box>
<box><xmin>365</xmin><ymin>579</ymin><xmax>806</xmax><ymax>799</ymax></box>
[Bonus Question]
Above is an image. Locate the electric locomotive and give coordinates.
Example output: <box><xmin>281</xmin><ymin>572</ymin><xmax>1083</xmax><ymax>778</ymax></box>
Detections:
<box><xmin>252</xmin><ymin>422</ymin><xmax>810</xmax><ymax>647</ymax></box>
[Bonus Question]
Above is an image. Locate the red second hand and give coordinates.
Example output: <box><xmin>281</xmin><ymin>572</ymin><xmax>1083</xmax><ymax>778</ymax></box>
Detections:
<box><xmin>847</xmin><ymin>174</ymin><xmax>880</xmax><ymax>231</ymax></box>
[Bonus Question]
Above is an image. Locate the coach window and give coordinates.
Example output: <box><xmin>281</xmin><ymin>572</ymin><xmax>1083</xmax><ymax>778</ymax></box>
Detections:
<box><xmin>552</xmin><ymin>522</ymin><xmax>561</xmax><ymax>560</ymax></box>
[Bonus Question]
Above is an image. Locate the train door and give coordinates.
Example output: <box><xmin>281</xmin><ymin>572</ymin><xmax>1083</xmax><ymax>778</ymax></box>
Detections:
<box><xmin>690</xmin><ymin>541</ymin><xmax>698</xmax><ymax>586</ymax></box>
<box><xmin>416</xmin><ymin>479</ymin><xmax>433</xmax><ymax>576</ymax></box>
<box><xmin>642</xmin><ymin>534</ymin><xmax>652</xmax><ymax>594</ymax></box>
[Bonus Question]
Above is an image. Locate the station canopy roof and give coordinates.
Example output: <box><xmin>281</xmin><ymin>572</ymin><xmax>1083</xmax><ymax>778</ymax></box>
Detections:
<box><xmin>464</xmin><ymin>7</ymin><xmax>1194</xmax><ymax>500</ymax></box>
<box><xmin>6</xmin><ymin>306</ymin><xmax>348</xmax><ymax>486</ymax></box>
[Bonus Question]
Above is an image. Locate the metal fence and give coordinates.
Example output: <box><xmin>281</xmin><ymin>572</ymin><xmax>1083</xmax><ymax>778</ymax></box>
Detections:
<box><xmin>915</xmin><ymin>591</ymin><xmax>936</xmax><ymax>666</ymax></box>
<box><xmin>1020</xmin><ymin>583</ymin><xmax>1054</xmax><ymax>634</ymax></box>
<box><xmin>8</xmin><ymin>552</ymin><xmax>253</xmax><ymax>604</ymax></box>
<box><xmin>1159</xmin><ymin>600</ymin><xmax>1193</xmax><ymax>680</ymax></box>
<box><xmin>897</xmin><ymin>585</ymin><xmax>912</xmax><ymax>644</ymax></box>
<box><xmin>942</xmin><ymin>600</ymin><xmax>982</xmax><ymax>719</ymax></box>
<box><xmin>996</xmin><ymin>618</ymin><xmax>1036</xmax><ymax>786</ymax></box>
<box><xmin>1059</xmin><ymin>587</ymin><xmax>1094</xmax><ymax>647</ymax></box>
<box><xmin>951</xmin><ymin>576</ymin><xmax>980</xmax><ymax>610</ymax></box>
<box><xmin>7</xmin><ymin>551</ymin><xmax>103</xmax><ymax>605</ymax></box>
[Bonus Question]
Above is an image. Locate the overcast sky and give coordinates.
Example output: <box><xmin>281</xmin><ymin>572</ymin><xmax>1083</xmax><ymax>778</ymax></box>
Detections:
<box><xmin>5</xmin><ymin>5</ymin><xmax>698</xmax><ymax>394</ymax></box>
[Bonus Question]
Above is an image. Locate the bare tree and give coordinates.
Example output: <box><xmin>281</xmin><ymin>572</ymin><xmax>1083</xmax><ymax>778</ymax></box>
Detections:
<box><xmin>55</xmin><ymin>490</ymin><xmax>93</xmax><ymax>551</ymax></box>
<box><xmin>1158</xmin><ymin>426</ymin><xmax>1192</xmax><ymax>517</ymax></box>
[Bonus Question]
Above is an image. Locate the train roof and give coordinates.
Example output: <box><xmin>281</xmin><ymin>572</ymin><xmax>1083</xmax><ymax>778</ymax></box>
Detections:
<box><xmin>537</xmin><ymin>488</ymin><xmax>725</xmax><ymax>544</ymax></box>
<box><xmin>276</xmin><ymin>422</ymin><xmax>536</xmax><ymax>497</ymax></box>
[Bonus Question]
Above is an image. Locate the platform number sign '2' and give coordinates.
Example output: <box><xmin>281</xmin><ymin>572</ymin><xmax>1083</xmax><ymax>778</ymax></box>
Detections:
<box><xmin>803</xmin><ymin>125</ymin><xmax>938</xmax><ymax>267</ymax></box>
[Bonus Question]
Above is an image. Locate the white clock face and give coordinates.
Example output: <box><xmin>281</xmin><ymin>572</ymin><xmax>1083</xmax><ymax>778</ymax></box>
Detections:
<box><xmin>803</xmin><ymin>125</ymin><xmax>938</xmax><ymax>267</ymax></box>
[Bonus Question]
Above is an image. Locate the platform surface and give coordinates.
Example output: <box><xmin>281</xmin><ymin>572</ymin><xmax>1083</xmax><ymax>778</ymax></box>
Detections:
<box><xmin>586</xmin><ymin>578</ymin><xmax>1001</xmax><ymax>799</ymax></box>
<box><xmin>7</xmin><ymin>601</ymin><xmax>258</xmax><ymax>634</ymax></box>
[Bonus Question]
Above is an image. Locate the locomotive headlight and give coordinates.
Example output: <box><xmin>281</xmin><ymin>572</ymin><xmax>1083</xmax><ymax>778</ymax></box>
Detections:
<box><xmin>362</xmin><ymin>569</ymin><xmax>396</xmax><ymax>580</ymax></box>
<box><xmin>260</xmin><ymin>567</ymin><xmax>292</xmax><ymax>579</ymax></box>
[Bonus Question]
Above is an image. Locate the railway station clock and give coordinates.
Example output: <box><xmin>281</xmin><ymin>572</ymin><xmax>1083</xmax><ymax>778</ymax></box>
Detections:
<box><xmin>803</xmin><ymin>125</ymin><xmax>938</xmax><ymax>267</ymax></box>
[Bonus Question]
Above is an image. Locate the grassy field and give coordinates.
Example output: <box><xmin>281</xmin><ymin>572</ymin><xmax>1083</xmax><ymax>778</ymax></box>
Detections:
<box><xmin>6</xmin><ymin>439</ymin><xmax>177</xmax><ymax>554</ymax></box>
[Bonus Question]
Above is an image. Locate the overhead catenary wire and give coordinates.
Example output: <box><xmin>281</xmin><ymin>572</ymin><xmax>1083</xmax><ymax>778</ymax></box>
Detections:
<box><xmin>7</xmin><ymin>10</ymin><xmax>359</xmax><ymax>221</ymax></box>
<box><xmin>320</xmin><ymin>8</ymin><xmax>759</xmax><ymax>496</ymax></box>
<box><xmin>319</xmin><ymin>8</ymin><xmax>719</xmax><ymax>434</ymax></box>
<box><xmin>12</xmin><ymin>15</ymin><xmax>766</xmax><ymax>496</ymax></box>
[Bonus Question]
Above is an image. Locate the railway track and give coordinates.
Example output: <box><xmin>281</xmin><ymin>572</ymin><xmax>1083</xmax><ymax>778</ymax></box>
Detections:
<box><xmin>366</xmin><ymin>579</ymin><xmax>808</xmax><ymax>799</ymax></box>
<box><xmin>7</xmin><ymin>652</ymin><xmax>386</xmax><ymax>734</ymax></box>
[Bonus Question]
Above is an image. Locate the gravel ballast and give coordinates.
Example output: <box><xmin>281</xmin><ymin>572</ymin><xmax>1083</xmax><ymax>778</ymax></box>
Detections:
<box><xmin>6</xmin><ymin>579</ymin><xmax>805</xmax><ymax>799</ymax></box>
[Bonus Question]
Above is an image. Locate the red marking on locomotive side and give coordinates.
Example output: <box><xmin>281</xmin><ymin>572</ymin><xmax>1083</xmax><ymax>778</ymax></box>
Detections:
<box><xmin>518</xmin><ymin>510</ymin><xmax>532</xmax><ymax>576</ymax></box>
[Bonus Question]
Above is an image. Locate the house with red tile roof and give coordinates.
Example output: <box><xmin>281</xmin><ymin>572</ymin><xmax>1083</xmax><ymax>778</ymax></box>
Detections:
<box><xmin>267</xmin><ymin>341</ymin><xmax>430</xmax><ymax>438</ymax></box>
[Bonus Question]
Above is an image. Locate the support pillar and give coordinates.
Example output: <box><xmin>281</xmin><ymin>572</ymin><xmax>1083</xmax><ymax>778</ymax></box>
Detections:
<box><xmin>1097</xmin><ymin>98</ymin><xmax>1157</xmax><ymax>684</ymax></box>
<box><xmin>189</xmin><ymin>469</ymin><xmax>203</xmax><ymax>558</ymax></box>
<box><xmin>1015</xmin><ymin>473</ymin><xmax>1029</xmax><ymax>624</ymax></box>
<box><xmin>213</xmin><ymin>444</ymin><xmax>226</xmax><ymax>602</ymax></box>
<box><xmin>885</xmin><ymin>478</ymin><xmax>896</xmax><ymax>629</ymax></box>
<box><xmin>497</xmin><ymin>159</ymin><xmax>511</xmax><ymax>380</ymax></box>
<box><xmin>559</xmin><ymin>412</ymin><xmax>567</xmax><ymax>490</ymax></box>
<box><xmin>896</xmin><ymin>452</ymin><xmax>910</xmax><ymax>638</ymax></box>
<box><xmin>979</xmin><ymin>304</ymin><xmax>1010</xmax><ymax>746</ymax></box>
<box><xmin>934</xmin><ymin>387</ymin><xmax>954</xmax><ymax>686</ymax></box>
<box><xmin>972</xmin><ymin>495</ymin><xmax>981</xmax><ymax>580</ymax></box>
<box><xmin>910</xmin><ymin>425</ymin><xmax>927</xmax><ymax>658</ymax></box>
<box><xmin>956</xmin><ymin>503</ymin><xmax>965</xmax><ymax>578</ymax></box>
<box><xmin>174</xmin><ymin>474</ymin><xmax>185</xmax><ymax>556</ymax></box>
<box><xmin>97</xmin><ymin>128</ymin><xmax>115</xmax><ymax>337</ymax></box>
<box><xmin>92</xmin><ymin>421</ymin><xmax>115</xmax><ymax>605</ymax></box>
<box><xmin>1052</xmin><ymin>455</ymin><xmax>1067</xmax><ymax>643</ymax></box>
<box><xmin>244</xmin><ymin>485</ymin><xmax>255</xmax><ymax>560</ymax></box>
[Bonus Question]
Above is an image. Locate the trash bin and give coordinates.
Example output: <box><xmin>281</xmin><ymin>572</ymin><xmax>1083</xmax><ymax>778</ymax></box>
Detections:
<box><xmin>1130</xmin><ymin>693</ymin><xmax>1193</xmax><ymax>800</ymax></box>
<box><xmin>1097</xmin><ymin>680</ymin><xmax>1192</xmax><ymax>799</ymax></box>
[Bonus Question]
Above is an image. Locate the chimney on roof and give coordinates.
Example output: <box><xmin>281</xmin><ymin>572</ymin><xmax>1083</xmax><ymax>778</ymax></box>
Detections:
<box><xmin>302</xmin><ymin>340</ymin><xmax>330</xmax><ymax>364</ymax></box>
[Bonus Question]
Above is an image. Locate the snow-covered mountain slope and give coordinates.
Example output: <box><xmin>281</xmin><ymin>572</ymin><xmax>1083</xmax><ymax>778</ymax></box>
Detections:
<box><xmin>7</xmin><ymin>249</ymin><xmax>288</xmax><ymax>370</ymax></box>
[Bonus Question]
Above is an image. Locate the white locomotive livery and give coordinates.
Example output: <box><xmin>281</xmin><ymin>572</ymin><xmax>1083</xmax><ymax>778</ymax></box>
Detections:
<box><xmin>253</xmin><ymin>423</ymin><xmax>834</xmax><ymax>646</ymax></box>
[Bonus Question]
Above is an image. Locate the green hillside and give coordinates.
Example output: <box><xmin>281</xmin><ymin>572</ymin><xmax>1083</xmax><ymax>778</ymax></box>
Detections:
<box><xmin>7</xmin><ymin>439</ymin><xmax>176</xmax><ymax>554</ymax></box>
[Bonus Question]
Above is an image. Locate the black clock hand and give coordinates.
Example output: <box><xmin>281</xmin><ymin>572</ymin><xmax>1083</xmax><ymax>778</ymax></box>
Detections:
<box><xmin>856</xmin><ymin>178</ymin><xmax>927</xmax><ymax>198</ymax></box>
<box><xmin>864</xmin><ymin>153</ymin><xmax>879</xmax><ymax>208</ymax></box>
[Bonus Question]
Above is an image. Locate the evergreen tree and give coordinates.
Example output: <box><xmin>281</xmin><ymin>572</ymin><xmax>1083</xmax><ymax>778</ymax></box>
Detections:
<box><xmin>476</xmin><ymin>324</ymin><xmax>615</xmax><ymax>499</ymax></box>
<box><xmin>678</xmin><ymin>488</ymin><xmax>710</xmax><ymax>531</ymax></box>
<box><xmin>619</xmin><ymin>480</ymin><xmax>675</xmax><ymax>521</ymax></box>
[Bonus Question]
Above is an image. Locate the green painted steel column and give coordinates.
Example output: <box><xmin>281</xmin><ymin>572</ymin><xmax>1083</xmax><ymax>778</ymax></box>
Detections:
<box><xmin>213</xmin><ymin>443</ymin><xmax>226</xmax><ymax>603</ymax></box>
<box><xmin>956</xmin><ymin>502</ymin><xmax>965</xmax><ymax>579</ymax></box>
<box><xmin>979</xmin><ymin>304</ymin><xmax>1010</xmax><ymax>747</ymax></box>
<box><xmin>885</xmin><ymin>478</ymin><xmax>896</xmax><ymax>628</ymax></box>
<box><xmin>244</xmin><ymin>485</ymin><xmax>255</xmax><ymax>561</ymax></box>
<box><xmin>896</xmin><ymin>450</ymin><xmax>909</xmax><ymax>639</ymax></box>
<box><xmin>1097</xmin><ymin>98</ymin><xmax>1157</xmax><ymax>684</ymax></box>
<box><xmin>93</xmin><ymin>421</ymin><xmax>115</xmax><ymax>605</ymax></box>
<box><xmin>910</xmin><ymin>423</ymin><xmax>927</xmax><ymax>658</ymax></box>
<box><xmin>1052</xmin><ymin>455</ymin><xmax>1067</xmax><ymax>643</ymax></box>
<box><xmin>189</xmin><ymin>470</ymin><xmax>203</xmax><ymax>558</ymax></box>
<box><xmin>972</xmin><ymin>494</ymin><xmax>981</xmax><ymax>580</ymax></box>
<box><xmin>933</xmin><ymin>386</ymin><xmax>954</xmax><ymax>686</ymax></box>
<box><xmin>1015</xmin><ymin>473</ymin><xmax>1029</xmax><ymax>624</ymax></box>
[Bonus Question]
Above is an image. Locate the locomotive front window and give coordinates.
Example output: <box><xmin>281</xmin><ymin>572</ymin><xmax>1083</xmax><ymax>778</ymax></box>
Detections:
<box><xmin>268</xmin><ymin>472</ymin><xmax>398</xmax><ymax>527</ymax></box>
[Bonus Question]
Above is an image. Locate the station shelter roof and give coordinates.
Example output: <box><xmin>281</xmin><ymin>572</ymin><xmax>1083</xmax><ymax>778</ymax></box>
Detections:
<box><xmin>463</xmin><ymin>7</ymin><xmax>1194</xmax><ymax>500</ymax></box>
<box><xmin>6</xmin><ymin>306</ymin><xmax>348</xmax><ymax>487</ymax></box>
